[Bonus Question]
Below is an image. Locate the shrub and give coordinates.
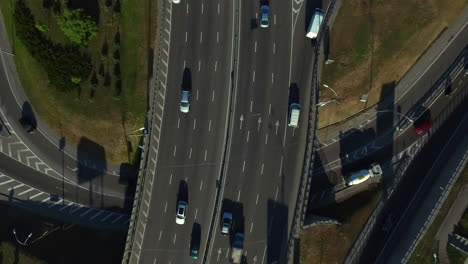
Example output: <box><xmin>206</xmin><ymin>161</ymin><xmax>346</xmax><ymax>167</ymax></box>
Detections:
<box><xmin>57</xmin><ymin>8</ymin><xmax>98</xmax><ymax>46</ymax></box>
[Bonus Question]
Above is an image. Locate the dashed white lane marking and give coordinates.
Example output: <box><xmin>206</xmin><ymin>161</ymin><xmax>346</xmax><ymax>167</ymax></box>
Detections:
<box><xmin>256</xmin><ymin>194</ymin><xmax>259</xmax><ymax>205</ymax></box>
<box><xmin>217</xmin><ymin>32</ymin><xmax>219</xmax><ymax>43</ymax></box>
<box><xmin>8</xmin><ymin>183</ymin><xmax>24</xmax><ymax>191</ymax></box>
<box><xmin>90</xmin><ymin>210</ymin><xmax>105</xmax><ymax>220</ymax></box>
<box><xmin>198</xmin><ymin>59</ymin><xmax>201</xmax><ymax>71</ymax></box>
<box><xmin>189</xmin><ymin>147</ymin><xmax>192</xmax><ymax>159</ymax></box>
<box><xmin>195</xmin><ymin>208</ymin><xmax>198</xmax><ymax>219</ymax></box>
<box><xmin>201</xmin><ymin>3</ymin><xmax>204</xmax><ymax>14</ymax></box>
<box><xmin>204</xmin><ymin>150</ymin><xmax>208</xmax><ymax>161</ymax></box>
<box><xmin>169</xmin><ymin>173</ymin><xmax>172</xmax><ymax>185</ymax></box>
<box><xmin>196</xmin><ymin>89</ymin><xmax>199</xmax><ymax>100</ymax></box>
<box><xmin>252</xmin><ymin>70</ymin><xmax>256</xmax><ymax>83</ymax></box>
<box><xmin>173</xmin><ymin>233</ymin><xmax>177</xmax><ymax>244</ymax></box>
<box><xmin>48</xmin><ymin>199</ymin><xmax>63</xmax><ymax>208</ymax></box>
<box><xmin>200</xmin><ymin>180</ymin><xmax>203</xmax><ymax>190</ymax></box>
<box><xmin>261</xmin><ymin>163</ymin><xmax>264</xmax><ymax>175</ymax></box>
<box><xmin>274</xmin><ymin>14</ymin><xmax>277</xmax><ymax>25</ymax></box>
<box><xmin>265</xmin><ymin>133</ymin><xmax>268</xmax><ymax>144</ymax></box>
<box><xmin>242</xmin><ymin>160</ymin><xmax>246</xmax><ymax>172</ymax></box>
<box><xmin>173</xmin><ymin>145</ymin><xmax>177</xmax><ymax>157</ymax></box>
<box><xmin>254</xmin><ymin>41</ymin><xmax>257</xmax><ymax>53</ymax></box>
<box><xmin>217</xmin><ymin>3</ymin><xmax>220</xmax><ymax>14</ymax></box>
<box><xmin>273</xmin><ymin>42</ymin><xmax>276</xmax><ymax>54</ymax></box>
<box><xmin>279</xmin><ymin>155</ymin><xmax>283</xmax><ymax>176</ymax></box>
<box><xmin>214</xmin><ymin>61</ymin><xmax>217</xmax><ymax>72</ymax></box>
<box><xmin>247</xmin><ymin>130</ymin><xmax>250</xmax><ymax>142</ymax></box>
<box><xmin>29</xmin><ymin>192</ymin><xmax>44</xmax><ymax>200</ymax></box>
<box><xmin>183</xmin><ymin>60</ymin><xmax>186</xmax><ymax>69</ymax></box>
<box><xmin>41</xmin><ymin>196</ymin><xmax>50</xmax><ymax>203</ymax></box>
<box><xmin>200</xmin><ymin>32</ymin><xmax>203</xmax><ymax>44</ymax></box>
<box><xmin>18</xmin><ymin>187</ymin><xmax>34</xmax><ymax>196</ymax></box>
<box><xmin>177</xmin><ymin>118</ymin><xmax>180</xmax><ymax>128</ymax></box>
<box><xmin>274</xmin><ymin>187</ymin><xmax>279</xmax><ymax>205</ymax></box>
<box><xmin>269</xmin><ymin>104</ymin><xmax>271</xmax><ymax>115</ymax></box>
<box><xmin>186</xmin><ymin>4</ymin><xmax>189</xmax><ymax>14</ymax></box>
<box><xmin>250</xmin><ymin>222</ymin><xmax>254</xmax><ymax>232</ymax></box>
<box><xmin>159</xmin><ymin>230</ymin><xmax>163</xmax><ymax>241</ymax></box>
<box><xmin>212</xmin><ymin>89</ymin><xmax>215</xmax><ymax>102</ymax></box>
<box><xmin>185</xmin><ymin>32</ymin><xmax>188</xmax><ymax>43</ymax></box>
<box><xmin>59</xmin><ymin>202</ymin><xmax>74</xmax><ymax>211</ymax></box>
<box><xmin>250</xmin><ymin>100</ymin><xmax>253</xmax><ymax>112</ymax></box>
<box><xmin>261</xmin><ymin>245</ymin><xmax>267</xmax><ymax>264</ymax></box>
<box><xmin>164</xmin><ymin>201</ymin><xmax>168</xmax><ymax>213</ymax></box>
<box><xmin>272</xmin><ymin>73</ymin><xmax>274</xmax><ymax>83</ymax></box>
<box><xmin>237</xmin><ymin>190</ymin><xmax>241</xmax><ymax>201</ymax></box>
<box><xmin>70</xmin><ymin>204</ymin><xmax>84</xmax><ymax>214</ymax></box>
<box><xmin>208</xmin><ymin>120</ymin><xmax>212</xmax><ymax>131</ymax></box>
<box><xmin>80</xmin><ymin>208</ymin><xmax>94</xmax><ymax>217</ymax></box>
<box><xmin>193</xmin><ymin>118</ymin><xmax>197</xmax><ymax>130</ymax></box>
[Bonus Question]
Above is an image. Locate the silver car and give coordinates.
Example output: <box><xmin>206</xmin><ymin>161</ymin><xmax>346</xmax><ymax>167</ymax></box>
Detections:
<box><xmin>176</xmin><ymin>201</ymin><xmax>187</xmax><ymax>225</ymax></box>
<box><xmin>180</xmin><ymin>90</ymin><xmax>190</xmax><ymax>113</ymax></box>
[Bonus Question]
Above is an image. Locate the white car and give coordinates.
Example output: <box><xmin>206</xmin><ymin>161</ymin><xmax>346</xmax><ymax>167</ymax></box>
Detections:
<box><xmin>180</xmin><ymin>90</ymin><xmax>190</xmax><ymax>113</ymax></box>
<box><xmin>176</xmin><ymin>201</ymin><xmax>187</xmax><ymax>225</ymax></box>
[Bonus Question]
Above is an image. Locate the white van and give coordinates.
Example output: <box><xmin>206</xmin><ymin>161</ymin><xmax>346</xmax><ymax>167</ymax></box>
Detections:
<box><xmin>288</xmin><ymin>103</ymin><xmax>300</xmax><ymax>127</ymax></box>
<box><xmin>307</xmin><ymin>8</ymin><xmax>324</xmax><ymax>39</ymax></box>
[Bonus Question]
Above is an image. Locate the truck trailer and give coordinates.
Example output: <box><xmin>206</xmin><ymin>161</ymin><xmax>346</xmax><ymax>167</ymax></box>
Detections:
<box><xmin>230</xmin><ymin>232</ymin><xmax>244</xmax><ymax>264</ymax></box>
<box><xmin>306</xmin><ymin>8</ymin><xmax>324</xmax><ymax>39</ymax></box>
<box><xmin>346</xmin><ymin>163</ymin><xmax>382</xmax><ymax>186</ymax></box>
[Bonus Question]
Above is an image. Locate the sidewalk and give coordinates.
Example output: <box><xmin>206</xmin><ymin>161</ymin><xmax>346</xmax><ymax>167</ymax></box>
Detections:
<box><xmin>317</xmin><ymin>6</ymin><xmax>468</xmax><ymax>147</ymax></box>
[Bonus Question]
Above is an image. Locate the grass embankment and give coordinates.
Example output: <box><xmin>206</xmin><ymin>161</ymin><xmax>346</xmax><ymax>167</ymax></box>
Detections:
<box><xmin>319</xmin><ymin>0</ymin><xmax>467</xmax><ymax>128</ymax></box>
<box><xmin>300</xmin><ymin>190</ymin><xmax>382</xmax><ymax>264</ymax></box>
<box><xmin>407</xmin><ymin>166</ymin><xmax>468</xmax><ymax>264</ymax></box>
<box><xmin>0</xmin><ymin>203</ymin><xmax>125</xmax><ymax>264</ymax></box>
<box><xmin>0</xmin><ymin>0</ymin><xmax>157</xmax><ymax>165</ymax></box>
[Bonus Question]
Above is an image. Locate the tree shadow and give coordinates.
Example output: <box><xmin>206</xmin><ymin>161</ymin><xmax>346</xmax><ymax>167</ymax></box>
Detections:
<box><xmin>21</xmin><ymin>101</ymin><xmax>37</xmax><ymax>129</ymax></box>
<box><xmin>181</xmin><ymin>68</ymin><xmax>192</xmax><ymax>92</ymax></box>
<box><xmin>67</xmin><ymin>0</ymin><xmax>100</xmax><ymax>23</ymax></box>
<box><xmin>119</xmin><ymin>163</ymin><xmax>138</xmax><ymax>212</ymax></box>
<box><xmin>266</xmin><ymin>200</ymin><xmax>288</xmax><ymax>264</ymax></box>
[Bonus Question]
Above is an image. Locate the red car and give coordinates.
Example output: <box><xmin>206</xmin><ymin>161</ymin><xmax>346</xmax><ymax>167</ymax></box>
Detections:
<box><xmin>413</xmin><ymin>114</ymin><xmax>432</xmax><ymax>134</ymax></box>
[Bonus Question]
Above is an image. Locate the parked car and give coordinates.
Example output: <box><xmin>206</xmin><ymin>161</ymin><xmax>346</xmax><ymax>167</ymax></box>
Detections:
<box><xmin>413</xmin><ymin>113</ymin><xmax>432</xmax><ymax>135</ymax></box>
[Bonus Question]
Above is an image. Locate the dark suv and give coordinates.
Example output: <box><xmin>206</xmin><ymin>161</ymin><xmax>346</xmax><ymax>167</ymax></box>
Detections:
<box><xmin>19</xmin><ymin>117</ymin><xmax>36</xmax><ymax>134</ymax></box>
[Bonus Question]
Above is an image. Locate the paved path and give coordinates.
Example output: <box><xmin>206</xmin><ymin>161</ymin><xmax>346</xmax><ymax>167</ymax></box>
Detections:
<box><xmin>436</xmin><ymin>185</ymin><xmax>468</xmax><ymax>264</ymax></box>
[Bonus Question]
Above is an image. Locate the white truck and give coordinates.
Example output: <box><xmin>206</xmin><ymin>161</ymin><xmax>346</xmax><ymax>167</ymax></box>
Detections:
<box><xmin>346</xmin><ymin>163</ymin><xmax>382</xmax><ymax>186</ymax></box>
<box><xmin>230</xmin><ymin>232</ymin><xmax>244</xmax><ymax>264</ymax></box>
<box><xmin>306</xmin><ymin>8</ymin><xmax>324</xmax><ymax>39</ymax></box>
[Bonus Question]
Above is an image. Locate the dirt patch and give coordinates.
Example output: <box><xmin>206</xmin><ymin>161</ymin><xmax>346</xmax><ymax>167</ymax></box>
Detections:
<box><xmin>319</xmin><ymin>0</ymin><xmax>467</xmax><ymax>128</ymax></box>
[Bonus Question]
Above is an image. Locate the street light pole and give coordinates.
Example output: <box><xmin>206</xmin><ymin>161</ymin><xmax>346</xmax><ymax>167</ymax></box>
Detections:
<box><xmin>12</xmin><ymin>229</ymin><xmax>32</xmax><ymax>246</ymax></box>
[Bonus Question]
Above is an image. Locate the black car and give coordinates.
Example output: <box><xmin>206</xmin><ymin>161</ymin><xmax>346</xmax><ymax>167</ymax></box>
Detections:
<box><xmin>19</xmin><ymin>117</ymin><xmax>36</xmax><ymax>134</ymax></box>
<box><xmin>444</xmin><ymin>83</ymin><xmax>456</xmax><ymax>97</ymax></box>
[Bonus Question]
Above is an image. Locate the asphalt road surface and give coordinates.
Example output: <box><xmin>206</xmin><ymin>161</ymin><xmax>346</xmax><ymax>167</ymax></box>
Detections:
<box><xmin>137</xmin><ymin>1</ymin><xmax>234</xmax><ymax>263</ymax></box>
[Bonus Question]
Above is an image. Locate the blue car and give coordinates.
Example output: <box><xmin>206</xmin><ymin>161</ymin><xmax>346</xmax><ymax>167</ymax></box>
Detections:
<box><xmin>260</xmin><ymin>5</ymin><xmax>269</xmax><ymax>28</ymax></box>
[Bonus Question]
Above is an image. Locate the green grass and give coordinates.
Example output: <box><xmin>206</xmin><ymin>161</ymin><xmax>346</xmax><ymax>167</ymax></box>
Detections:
<box><xmin>408</xmin><ymin>166</ymin><xmax>468</xmax><ymax>264</ymax></box>
<box><xmin>0</xmin><ymin>0</ymin><xmax>156</xmax><ymax>164</ymax></box>
<box><xmin>0</xmin><ymin>242</ymin><xmax>46</xmax><ymax>264</ymax></box>
<box><xmin>447</xmin><ymin>244</ymin><xmax>467</xmax><ymax>264</ymax></box>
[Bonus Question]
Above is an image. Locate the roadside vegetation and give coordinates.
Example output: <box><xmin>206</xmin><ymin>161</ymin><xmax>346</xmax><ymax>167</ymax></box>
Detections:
<box><xmin>300</xmin><ymin>189</ymin><xmax>382</xmax><ymax>263</ymax></box>
<box><xmin>407</xmin><ymin>166</ymin><xmax>468</xmax><ymax>264</ymax></box>
<box><xmin>319</xmin><ymin>0</ymin><xmax>467</xmax><ymax>128</ymax></box>
<box><xmin>0</xmin><ymin>0</ymin><xmax>157</xmax><ymax>164</ymax></box>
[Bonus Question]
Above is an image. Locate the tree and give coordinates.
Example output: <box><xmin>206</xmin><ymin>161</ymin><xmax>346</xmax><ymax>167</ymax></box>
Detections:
<box><xmin>57</xmin><ymin>9</ymin><xmax>98</xmax><ymax>45</ymax></box>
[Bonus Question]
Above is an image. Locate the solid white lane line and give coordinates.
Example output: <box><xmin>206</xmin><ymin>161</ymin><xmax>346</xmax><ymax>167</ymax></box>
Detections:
<box><xmin>169</xmin><ymin>173</ymin><xmax>172</xmax><ymax>184</ymax></box>
<box><xmin>177</xmin><ymin>117</ymin><xmax>180</xmax><ymax>128</ymax></box>
<box><xmin>243</xmin><ymin>160</ymin><xmax>246</xmax><ymax>172</ymax></box>
<box><xmin>204</xmin><ymin>150</ymin><xmax>208</xmax><ymax>161</ymax></box>
<box><xmin>198</xmin><ymin>59</ymin><xmax>201</xmax><ymax>71</ymax></box>
<box><xmin>208</xmin><ymin>120</ymin><xmax>212</xmax><ymax>131</ymax></box>
<box><xmin>250</xmin><ymin>100</ymin><xmax>253</xmax><ymax>112</ymax></box>
<box><xmin>237</xmin><ymin>190</ymin><xmax>241</xmax><ymax>201</ymax></box>
<box><xmin>173</xmin><ymin>145</ymin><xmax>177</xmax><ymax>157</ymax></box>
<box><xmin>189</xmin><ymin>147</ymin><xmax>192</xmax><ymax>159</ymax></box>
<box><xmin>214</xmin><ymin>60</ymin><xmax>217</xmax><ymax>72</ymax></box>
<box><xmin>193</xmin><ymin>118</ymin><xmax>197</xmax><ymax>130</ymax></box>
<box><xmin>269</xmin><ymin>104</ymin><xmax>271</xmax><ymax>115</ymax></box>
<box><xmin>252</xmin><ymin>70</ymin><xmax>255</xmax><ymax>82</ymax></box>
<box><xmin>261</xmin><ymin>163</ymin><xmax>264</xmax><ymax>175</ymax></box>
<box><xmin>164</xmin><ymin>201</ymin><xmax>167</xmax><ymax>213</ymax></box>
<box><xmin>247</xmin><ymin>130</ymin><xmax>250</xmax><ymax>142</ymax></box>
<box><xmin>265</xmin><ymin>133</ymin><xmax>268</xmax><ymax>145</ymax></box>
<box><xmin>201</xmin><ymin>3</ymin><xmax>204</xmax><ymax>14</ymax></box>
<box><xmin>256</xmin><ymin>194</ymin><xmax>259</xmax><ymax>205</ymax></box>
<box><xmin>200</xmin><ymin>180</ymin><xmax>203</xmax><ymax>190</ymax></box>
<box><xmin>279</xmin><ymin>155</ymin><xmax>283</xmax><ymax>176</ymax></box>
<box><xmin>212</xmin><ymin>89</ymin><xmax>215</xmax><ymax>102</ymax></box>
<box><xmin>200</xmin><ymin>31</ymin><xmax>203</xmax><ymax>43</ymax></box>
<box><xmin>159</xmin><ymin>230</ymin><xmax>162</xmax><ymax>240</ymax></box>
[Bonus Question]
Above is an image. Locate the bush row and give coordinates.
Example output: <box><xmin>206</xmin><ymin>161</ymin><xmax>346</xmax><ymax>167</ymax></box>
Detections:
<box><xmin>14</xmin><ymin>0</ymin><xmax>92</xmax><ymax>91</ymax></box>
